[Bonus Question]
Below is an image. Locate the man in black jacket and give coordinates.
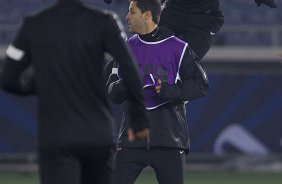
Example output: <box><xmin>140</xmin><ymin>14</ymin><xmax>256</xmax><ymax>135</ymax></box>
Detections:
<box><xmin>107</xmin><ymin>0</ymin><xmax>208</xmax><ymax>184</ymax></box>
<box><xmin>0</xmin><ymin>0</ymin><xmax>149</xmax><ymax>184</ymax></box>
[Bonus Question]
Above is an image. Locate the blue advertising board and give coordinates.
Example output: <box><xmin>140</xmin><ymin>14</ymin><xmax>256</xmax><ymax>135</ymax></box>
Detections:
<box><xmin>0</xmin><ymin>72</ymin><xmax>281</xmax><ymax>155</ymax></box>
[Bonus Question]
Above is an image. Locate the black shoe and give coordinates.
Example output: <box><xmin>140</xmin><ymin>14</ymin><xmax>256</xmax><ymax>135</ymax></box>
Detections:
<box><xmin>255</xmin><ymin>0</ymin><xmax>277</xmax><ymax>8</ymax></box>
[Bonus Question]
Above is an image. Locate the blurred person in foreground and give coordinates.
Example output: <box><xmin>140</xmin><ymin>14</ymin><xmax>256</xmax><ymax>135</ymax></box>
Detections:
<box><xmin>106</xmin><ymin>0</ymin><xmax>208</xmax><ymax>183</ymax></box>
<box><xmin>0</xmin><ymin>0</ymin><xmax>149</xmax><ymax>184</ymax></box>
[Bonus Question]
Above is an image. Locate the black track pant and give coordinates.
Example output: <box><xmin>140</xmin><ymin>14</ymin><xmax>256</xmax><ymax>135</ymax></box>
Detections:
<box><xmin>114</xmin><ymin>148</ymin><xmax>186</xmax><ymax>184</ymax></box>
<box><xmin>39</xmin><ymin>144</ymin><xmax>114</xmax><ymax>184</ymax></box>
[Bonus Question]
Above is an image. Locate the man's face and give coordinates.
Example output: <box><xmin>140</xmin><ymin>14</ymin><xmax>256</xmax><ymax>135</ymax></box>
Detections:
<box><xmin>126</xmin><ymin>1</ymin><xmax>146</xmax><ymax>34</ymax></box>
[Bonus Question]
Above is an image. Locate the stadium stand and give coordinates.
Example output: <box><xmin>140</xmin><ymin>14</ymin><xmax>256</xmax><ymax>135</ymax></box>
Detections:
<box><xmin>0</xmin><ymin>0</ymin><xmax>282</xmax><ymax>46</ymax></box>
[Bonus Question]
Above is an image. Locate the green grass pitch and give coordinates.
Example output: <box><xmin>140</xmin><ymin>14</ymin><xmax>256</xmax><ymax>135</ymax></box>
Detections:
<box><xmin>0</xmin><ymin>170</ymin><xmax>282</xmax><ymax>184</ymax></box>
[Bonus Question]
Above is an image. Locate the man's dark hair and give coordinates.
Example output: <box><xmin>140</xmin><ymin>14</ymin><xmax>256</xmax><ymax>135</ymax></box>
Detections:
<box><xmin>131</xmin><ymin>0</ymin><xmax>161</xmax><ymax>24</ymax></box>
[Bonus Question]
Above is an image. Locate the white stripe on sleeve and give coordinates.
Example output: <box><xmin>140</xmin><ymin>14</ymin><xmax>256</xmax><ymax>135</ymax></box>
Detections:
<box><xmin>112</xmin><ymin>68</ymin><xmax>118</xmax><ymax>74</ymax></box>
<box><xmin>6</xmin><ymin>45</ymin><xmax>25</xmax><ymax>61</ymax></box>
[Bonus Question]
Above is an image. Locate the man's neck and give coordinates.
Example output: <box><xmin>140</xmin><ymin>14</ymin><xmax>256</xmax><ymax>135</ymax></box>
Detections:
<box><xmin>139</xmin><ymin>26</ymin><xmax>161</xmax><ymax>42</ymax></box>
<box><xmin>140</xmin><ymin>24</ymin><xmax>158</xmax><ymax>35</ymax></box>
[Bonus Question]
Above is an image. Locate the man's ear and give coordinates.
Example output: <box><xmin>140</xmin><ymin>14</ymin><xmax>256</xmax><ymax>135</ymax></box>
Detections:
<box><xmin>144</xmin><ymin>11</ymin><xmax>152</xmax><ymax>21</ymax></box>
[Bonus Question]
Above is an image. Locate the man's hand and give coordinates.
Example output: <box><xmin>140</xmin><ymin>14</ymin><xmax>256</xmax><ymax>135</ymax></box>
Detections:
<box><xmin>155</xmin><ymin>79</ymin><xmax>162</xmax><ymax>94</ymax></box>
<box><xmin>103</xmin><ymin>0</ymin><xmax>113</xmax><ymax>4</ymax></box>
<box><xmin>128</xmin><ymin>128</ymin><xmax>149</xmax><ymax>141</ymax></box>
<box><xmin>255</xmin><ymin>0</ymin><xmax>277</xmax><ymax>8</ymax></box>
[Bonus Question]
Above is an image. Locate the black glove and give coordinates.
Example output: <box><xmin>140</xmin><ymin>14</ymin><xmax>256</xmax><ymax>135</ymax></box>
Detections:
<box><xmin>255</xmin><ymin>0</ymin><xmax>277</xmax><ymax>8</ymax></box>
<box><xmin>103</xmin><ymin>0</ymin><xmax>113</xmax><ymax>4</ymax></box>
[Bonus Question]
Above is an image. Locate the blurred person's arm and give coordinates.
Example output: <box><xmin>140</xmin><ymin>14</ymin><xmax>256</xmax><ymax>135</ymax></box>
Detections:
<box><xmin>105</xmin><ymin>60</ymin><xmax>127</xmax><ymax>104</ymax></box>
<box><xmin>155</xmin><ymin>47</ymin><xmax>208</xmax><ymax>102</ymax></box>
<box><xmin>0</xmin><ymin>18</ymin><xmax>35</xmax><ymax>96</ymax></box>
<box><xmin>102</xmin><ymin>13</ymin><xmax>150</xmax><ymax>138</ymax></box>
<box><xmin>107</xmin><ymin>78</ymin><xmax>127</xmax><ymax>104</ymax></box>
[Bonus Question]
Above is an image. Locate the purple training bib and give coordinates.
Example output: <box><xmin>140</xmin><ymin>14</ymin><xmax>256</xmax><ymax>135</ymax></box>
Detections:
<box><xmin>127</xmin><ymin>35</ymin><xmax>187</xmax><ymax>109</ymax></box>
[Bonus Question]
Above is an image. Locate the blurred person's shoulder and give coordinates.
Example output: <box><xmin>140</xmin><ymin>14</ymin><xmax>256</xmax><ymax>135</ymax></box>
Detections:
<box><xmin>127</xmin><ymin>34</ymin><xmax>138</xmax><ymax>44</ymax></box>
<box><xmin>81</xmin><ymin>5</ymin><xmax>114</xmax><ymax>20</ymax></box>
<box><xmin>23</xmin><ymin>3</ymin><xmax>117</xmax><ymax>21</ymax></box>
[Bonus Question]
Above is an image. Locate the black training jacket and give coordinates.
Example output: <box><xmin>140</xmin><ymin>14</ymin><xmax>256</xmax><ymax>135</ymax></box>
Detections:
<box><xmin>0</xmin><ymin>0</ymin><xmax>149</xmax><ymax>147</ymax></box>
<box><xmin>107</xmin><ymin>27</ymin><xmax>208</xmax><ymax>151</ymax></box>
<box><xmin>163</xmin><ymin>0</ymin><xmax>221</xmax><ymax>14</ymax></box>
